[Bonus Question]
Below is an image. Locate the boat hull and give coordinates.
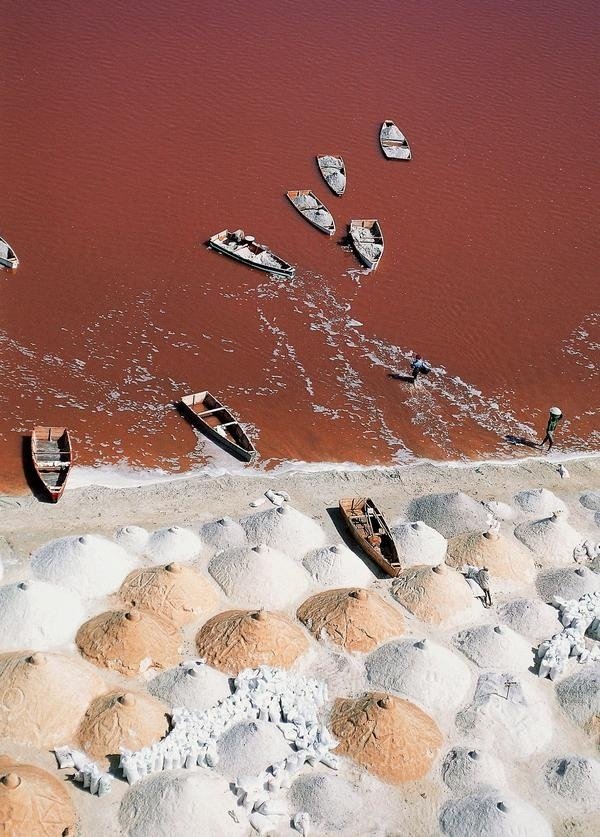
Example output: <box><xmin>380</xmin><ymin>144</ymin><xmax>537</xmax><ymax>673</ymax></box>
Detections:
<box><xmin>31</xmin><ymin>427</ymin><xmax>72</xmax><ymax>503</ymax></box>
<box><xmin>339</xmin><ymin>497</ymin><xmax>401</xmax><ymax>577</ymax></box>
<box><xmin>177</xmin><ymin>393</ymin><xmax>257</xmax><ymax>463</ymax></box>
<box><xmin>286</xmin><ymin>191</ymin><xmax>335</xmax><ymax>236</ymax></box>
<box><xmin>348</xmin><ymin>220</ymin><xmax>384</xmax><ymax>271</ymax></box>
<box><xmin>208</xmin><ymin>237</ymin><xmax>294</xmax><ymax>278</ymax></box>
<box><xmin>316</xmin><ymin>156</ymin><xmax>346</xmax><ymax>196</ymax></box>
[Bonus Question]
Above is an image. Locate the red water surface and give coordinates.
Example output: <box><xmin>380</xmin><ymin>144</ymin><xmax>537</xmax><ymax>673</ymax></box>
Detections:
<box><xmin>1</xmin><ymin>0</ymin><xmax>599</xmax><ymax>493</ymax></box>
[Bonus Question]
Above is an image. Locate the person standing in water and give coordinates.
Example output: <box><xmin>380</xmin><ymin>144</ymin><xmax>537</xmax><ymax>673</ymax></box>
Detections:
<box><xmin>539</xmin><ymin>406</ymin><xmax>563</xmax><ymax>451</ymax></box>
<box><xmin>410</xmin><ymin>354</ymin><xmax>431</xmax><ymax>385</ymax></box>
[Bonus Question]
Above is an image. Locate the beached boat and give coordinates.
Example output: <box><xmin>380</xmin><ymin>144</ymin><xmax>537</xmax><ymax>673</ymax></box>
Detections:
<box><xmin>348</xmin><ymin>219</ymin><xmax>384</xmax><ymax>270</ymax></box>
<box><xmin>339</xmin><ymin>497</ymin><xmax>401</xmax><ymax>577</ymax></box>
<box><xmin>379</xmin><ymin>120</ymin><xmax>411</xmax><ymax>160</ymax></box>
<box><xmin>208</xmin><ymin>229</ymin><xmax>295</xmax><ymax>278</ymax></box>
<box><xmin>0</xmin><ymin>236</ymin><xmax>19</xmax><ymax>269</ymax></box>
<box><xmin>286</xmin><ymin>190</ymin><xmax>335</xmax><ymax>236</ymax></box>
<box><xmin>177</xmin><ymin>391</ymin><xmax>257</xmax><ymax>462</ymax></box>
<box><xmin>316</xmin><ymin>155</ymin><xmax>346</xmax><ymax>196</ymax></box>
<box><xmin>31</xmin><ymin>426</ymin><xmax>72</xmax><ymax>502</ymax></box>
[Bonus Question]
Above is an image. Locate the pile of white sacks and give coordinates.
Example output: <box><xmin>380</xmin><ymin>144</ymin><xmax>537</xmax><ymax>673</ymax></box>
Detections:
<box><xmin>120</xmin><ymin>666</ymin><xmax>336</xmax><ymax>835</ymax></box>
<box><xmin>537</xmin><ymin>592</ymin><xmax>600</xmax><ymax>679</ymax></box>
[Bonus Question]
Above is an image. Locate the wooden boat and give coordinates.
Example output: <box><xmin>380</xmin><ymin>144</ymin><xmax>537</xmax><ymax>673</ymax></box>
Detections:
<box><xmin>348</xmin><ymin>219</ymin><xmax>384</xmax><ymax>270</ymax></box>
<box><xmin>208</xmin><ymin>229</ymin><xmax>295</xmax><ymax>278</ymax></box>
<box><xmin>316</xmin><ymin>155</ymin><xmax>346</xmax><ymax>196</ymax></box>
<box><xmin>286</xmin><ymin>190</ymin><xmax>335</xmax><ymax>236</ymax></box>
<box><xmin>31</xmin><ymin>426</ymin><xmax>72</xmax><ymax>502</ymax></box>
<box><xmin>379</xmin><ymin>120</ymin><xmax>411</xmax><ymax>160</ymax></box>
<box><xmin>177</xmin><ymin>391</ymin><xmax>257</xmax><ymax>462</ymax></box>
<box><xmin>339</xmin><ymin>497</ymin><xmax>401</xmax><ymax>577</ymax></box>
<box><xmin>0</xmin><ymin>236</ymin><xmax>19</xmax><ymax>269</ymax></box>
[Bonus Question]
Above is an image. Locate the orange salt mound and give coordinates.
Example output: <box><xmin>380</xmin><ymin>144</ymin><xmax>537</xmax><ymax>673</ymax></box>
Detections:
<box><xmin>77</xmin><ymin>690</ymin><xmax>169</xmax><ymax>769</ymax></box>
<box><xmin>0</xmin><ymin>755</ymin><xmax>77</xmax><ymax>836</ymax></box>
<box><xmin>297</xmin><ymin>588</ymin><xmax>404</xmax><ymax>653</ymax></box>
<box><xmin>391</xmin><ymin>563</ymin><xmax>479</xmax><ymax>625</ymax></box>
<box><xmin>330</xmin><ymin>691</ymin><xmax>443</xmax><ymax>784</ymax></box>
<box><xmin>445</xmin><ymin>531</ymin><xmax>535</xmax><ymax>583</ymax></box>
<box><xmin>76</xmin><ymin>608</ymin><xmax>182</xmax><ymax>677</ymax></box>
<box><xmin>119</xmin><ymin>562</ymin><xmax>219</xmax><ymax>625</ymax></box>
<box><xmin>195</xmin><ymin>609</ymin><xmax>309</xmax><ymax>675</ymax></box>
<box><xmin>0</xmin><ymin>651</ymin><xmax>105</xmax><ymax>748</ymax></box>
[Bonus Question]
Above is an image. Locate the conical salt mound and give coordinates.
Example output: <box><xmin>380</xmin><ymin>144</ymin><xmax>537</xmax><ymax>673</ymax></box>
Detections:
<box><xmin>456</xmin><ymin>672</ymin><xmax>552</xmax><ymax>758</ymax></box>
<box><xmin>0</xmin><ymin>756</ymin><xmax>77</xmax><ymax>837</ymax></box>
<box><xmin>216</xmin><ymin>720</ymin><xmax>292</xmax><ymax>778</ymax></box>
<box><xmin>145</xmin><ymin>526</ymin><xmax>204</xmax><ymax>564</ymax></box>
<box><xmin>0</xmin><ymin>651</ymin><xmax>105</xmax><ymax>748</ymax></box>
<box><xmin>544</xmin><ymin>755</ymin><xmax>600</xmax><ymax>811</ymax></box>
<box><xmin>119</xmin><ymin>770</ymin><xmax>245</xmax><ymax>837</ymax></box>
<box><xmin>497</xmin><ymin>597</ymin><xmax>562</xmax><ymax>643</ymax></box>
<box><xmin>390</xmin><ymin>521</ymin><xmax>447</xmax><ymax>567</ymax></box>
<box><xmin>240</xmin><ymin>504</ymin><xmax>326</xmax><ymax>559</ymax></box>
<box><xmin>76</xmin><ymin>608</ymin><xmax>182</xmax><ymax>677</ymax></box>
<box><xmin>114</xmin><ymin>525</ymin><xmax>150</xmax><ymax>555</ymax></box>
<box><xmin>514</xmin><ymin>487</ymin><xmax>566</xmax><ymax>517</ymax></box>
<box><xmin>555</xmin><ymin>664</ymin><xmax>600</xmax><ymax>744</ymax></box>
<box><xmin>195</xmin><ymin>609</ymin><xmax>309</xmax><ymax>675</ymax></box>
<box><xmin>197</xmin><ymin>516</ymin><xmax>247</xmax><ymax>557</ymax></box>
<box><xmin>77</xmin><ymin>690</ymin><xmax>169</xmax><ymax>769</ymax></box>
<box><xmin>580</xmin><ymin>491</ymin><xmax>600</xmax><ymax>512</ymax></box>
<box><xmin>391</xmin><ymin>563</ymin><xmax>480</xmax><ymax>625</ymax></box>
<box><xmin>119</xmin><ymin>562</ymin><xmax>219</xmax><ymax>625</ymax></box>
<box><xmin>290</xmin><ymin>773</ymin><xmax>364</xmax><ymax>832</ymax></box>
<box><xmin>331</xmin><ymin>691</ymin><xmax>442</xmax><ymax>783</ymax></box>
<box><xmin>536</xmin><ymin>566</ymin><xmax>600</xmax><ymax>602</ymax></box>
<box><xmin>30</xmin><ymin>533</ymin><xmax>136</xmax><ymax>598</ymax></box>
<box><xmin>297</xmin><ymin>588</ymin><xmax>405</xmax><ymax>653</ymax></box>
<box><xmin>407</xmin><ymin>492</ymin><xmax>489</xmax><ymax>538</ymax></box>
<box><xmin>303</xmin><ymin>543</ymin><xmax>375</xmax><ymax>589</ymax></box>
<box><xmin>148</xmin><ymin>660</ymin><xmax>231</xmax><ymax>713</ymax></box>
<box><xmin>514</xmin><ymin>511</ymin><xmax>582</xmax><ymax>564</ymax></box>
<box><xmin>365</xmin><ymin>638</ymin><xmax>471</xmax><ymax>718</ymax></box>
<box><xmin>0</xmin><ymin>580</ymin><xmax>84</xmax><ymax>652</ymax></box>
<box><xmin>440</xmin><ymin>787</ymin><xmax>552</xmax><ymax>837</ymax></box>
<box><xmin>208</xmin><ymin>544</ymin><xmax>310</xmax><ymax>610</ymax></box>
<box><xmin>452</xmin><ymin>624</ymin><xmax>534</xmax><ymax>671</ymax></box>
<box><xmin>442</xmin><ymin>747</ymin><xmax>507</xmax><ymax>793</ymax></box>
<box><xmin>445</xmin><ymin>531</ymin><xmax>535</xmax><ymax>583</ymax></box>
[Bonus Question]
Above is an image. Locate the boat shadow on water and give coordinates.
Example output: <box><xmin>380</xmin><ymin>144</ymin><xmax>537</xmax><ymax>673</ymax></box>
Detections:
<box><xmin>326</xmin><ymin>506</ymin><xmax>389</xmax><ymax>580</ymax></box>
<box><xmin>20</xmin><ymin>435</ymin><xmax>53</xmax><ymax>503</ymax></box>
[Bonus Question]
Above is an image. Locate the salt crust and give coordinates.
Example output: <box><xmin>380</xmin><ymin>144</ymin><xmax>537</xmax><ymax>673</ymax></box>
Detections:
<box><xmin>580</xmin><ymin>491</ymin><xmax>600</xmax><ymax>512</ymax></box>
<box><xmin>365</xmin><ymin>638</ymin><xmax>471</xmax><ymax>719</ymax></box>
<box><xmin>406</xmin><ymin>491</ymin><xmax>489</xmax><ymax>538</ymax></box>
<box><xmin>535</xmin><ymin>566</ymin><xmax>600</xmax><ymax>602</ymax></box>
<box><xmin>30</xmin><ymin>533</ymin><xmax>136</xmax><ymax>598</ymax></box>
<box><xmin>0</xmin><ymin>580</ymin><xmax>84</xmax><ymax>651</ymax></box>
<box><xmin>456</xmin><ymin>673</ymin><xmax>552</xmax><ymax>758</ymax></box>
<box><xmin>114</xmin><ymin>525</ymin><xmax>150</xmax><ymax>555</ymax></box>
<box><xmin>208</xmin><ymin>544</ymin><xmax>310</xmax><ymax>610</ymax></box>
<box><xmin>197</xmin><ymin>516</ymin><xmax>247</xmax><ymax>557</ymax></box>
<box><xmin>119</xmin><ymin>769</ymin><xmax>244</xmax><ymax>836</ymax></box>
<box><xmin>441</xmin><ymin>747</ymin><xmax>507</xmax><ymax>793</ymax></box>
<box><xmin>0</xmin><ymin>755</ymin><xmax>77</xmax><ymax>836</ymax></box>
<box><xmin>289</xmin><ymin>773</ymin><xmax>362</xmax><ymax>831</ymax></box>
<box><xmin>240</xmin><ymin>505</ymin><xmax>326</xmax><ymax>559</ymax></box>
<box><xmin>215</xmin><ymin>719</ymin><xmax>292</xmax><ymax>778</ymax></box>
<box><xmin>555</xmin><ymin>664</ymin><xmax>600</xmax><ymax>734</ymax></box>
<box><xmin>439</xmin><ymin>786</ymin><xmax>552</xmax><ymax>837</ymax></box>
<box><xmin>544</xmin><ymin>754</ymin><xmax>600</xmax><ymax>811</ymax></box>
<box><xmin>497</xmin><ymin>597</ymin><xmax>562</xmax><ymax>643</ymax></box>
<box><xmin>390</xmin><ymin>520</ymin><xmax>447</xmax><ymax>567</ymax></box>
<box><xmin>302</xmin><ymin>543</ymin><xmax>375</xmax><ymax>589</ymax></box>
<box><xmin>148</xmin><ymin>660</ymin><xmax>231</xmax><ymax>713</ymax></box>
<box><xmin>452</xmin><ymin>624</ymin><xmax>534</xmax><ymax>671</ymax></box>
<box><xmin>514</xmin><ymin>513</ymin><xmax>582</xmax><ymax>564</ymax></box>
<box><xmin>514</xmin><ymin>487</ymin><xmax>567</xmax><ymax>517</ymax></box>
<box><xmin>145</xmin><ymin>526</ymin><xmax>204</xmax><ymax>564</ymax></box>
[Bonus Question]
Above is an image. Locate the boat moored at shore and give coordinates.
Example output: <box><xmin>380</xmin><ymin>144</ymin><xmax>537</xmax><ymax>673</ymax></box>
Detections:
<box><xmin>339</xmin><ymin>497</ymin><xmax>401</xmax><ymax>577</ymax></box>
<box><xmin>177</xmin><ymin>390</ymin><xmax>257</xmax><ymax>462</ymax></box>
<box><xmin>31</xmin><ymin>426</ymin><xmax>72</xmax><ymax>502</ymax></box>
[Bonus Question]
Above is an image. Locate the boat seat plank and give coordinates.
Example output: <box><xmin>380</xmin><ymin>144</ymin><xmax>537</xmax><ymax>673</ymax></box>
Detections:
<box><xmin>38</xmin><ymin>461</ymin><xmax>70</xmax><ymax>469</ymax></box>
<box><xmin>217</xmin><ymin>421</ymin><xmax>239</xmax><ymax>429</ymax></box>
<box><xmin>197</xmin><ymin>408</ymin><xmax>227</xmax><ymax>416</ymax></box>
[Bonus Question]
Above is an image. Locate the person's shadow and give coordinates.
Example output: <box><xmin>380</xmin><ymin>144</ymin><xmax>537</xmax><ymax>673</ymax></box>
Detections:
<box><xmin>504</xmin><ymin>434</ymin><xmax>539</xmax><ymax>450</ymax></box>
<box><xmin>387</xmin><ymin>373</ymin><xmax>414</xmax><ymax>383</ymax></box>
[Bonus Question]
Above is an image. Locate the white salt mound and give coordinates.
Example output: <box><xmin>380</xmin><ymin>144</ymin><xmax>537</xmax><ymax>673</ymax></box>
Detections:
<box><xmin>365</xmin><ymin>638</ymin><xmax>471</xmax><ymax>718</ymax></box>
<box><xmin>215</xmin><ymin>720</ymin><xmax>292</xmax><ymax>778</ymax></box>
<box><xmin>483</xmin><ymin>500</ymin><xmax>515</xmax><ymax>521</ymax></box>
<box><xmin>544</xmin><ymin>755</ymin><xmax>600</xmax><ymax>811</ymax></box>
<box><xmin>240</xmin><ymin>505</ymin><xmax>326</xmax><ymax>559</ymax></box>
<box><xmin>441</xmin><ymin>747</ymin><xmax>507</xmax><ymax>793</ymax></box>
<box><xmin>536</xmin><ymin>566</ymin><xmax>600</xmax><ymax>602</ymax></box>
<box><xmin>514</xmin><ymin>513</ymin><xmax>582</xmax><ymax>564</ymax></box>
<box><xmin>290</xmin><ymin>773</ymin><xmax>363</xmax><ymax>831</ymax></box>
<box><xmin>555</xmin><ymin>664</ymin><xmax>600</xmax><ymax>728</ymax></box>
<box><xmin>303</xmin><ymin>544</ymin><xmax>375</xmax><ymax>588</ymax></box>
<box><xmin>147</xmin><ymin>660</ymin><xmax>231</xmax><ymax>713</ymax></box>
<box><xmin>0</xmin><ymin>580</ymin><xmax>84</xmax><ymax>651</ymax></box>
<box><xmin>580</xmin><ymin>491</ymin><xmax>600</xmax><ymax>512</ymax></box>
<box><xmin>452</xmin><ymin>624</ymin><xmax>534</xmax><ymax>671</ymax></box>
<box><xmin>391</xmin><ymin>520</ymin><xmax>447</xmax><ymax>566</ymax></box>
<box><xmin>197</xmin><ymin>516</ymin><xmax>247</xmax><ymax>557</ymax></box>
<box><xmin>208</xmin><ymin>544</ymin><xmax>310</xmax><ymax>609</ymax></box>
<box><xmin>114</xmin><ymin>526</ymin><xmax>150</xmax><ymax>555</ymax></box>
<box><xmin>456</xmin><ymin>672</ymin><xmax>552</xmax><ymax>758</ymax></box>
<box><xmin>31</xmin><ymin>534</ymin><xmax>135</xmax><ymax>598</ymax></box>
<box><xmin>119</xmin><ymin>769</ymin><xmax>244</xmax><ymax>836</ymax></box>
<box><xmin>497</xmin><ymin>598</ymin><xmax>562</xmax><ymax>644</ymax></box>
<box><xmin>440</xmin><ymin>786</ymin><xmax>552</xmax><ymax>837</ymax></box>
<box><xmin>145</xmin><ymin>526</ymin><xmax>204</xmax><ymax>564</ymax></box>
<box><xmin>514</xmin><ymin>488</ymin><xmax>566</xmax><ymax>517</ymax></box>
<box><xmin>407</xmin><ymin>492</ymin><xmax>489</xmax><ymax>538</ymax></box>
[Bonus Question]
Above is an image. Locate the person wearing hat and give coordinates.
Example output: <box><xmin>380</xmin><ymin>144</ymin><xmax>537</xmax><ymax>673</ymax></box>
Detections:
<box><xmin>539</xmin><ymin>407</ymin><xmax>563</xmax><ymax>452</ymax></box>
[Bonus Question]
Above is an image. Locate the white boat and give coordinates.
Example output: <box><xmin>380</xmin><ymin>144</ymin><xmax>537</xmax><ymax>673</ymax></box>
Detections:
<box><xmin>349</xmin><ymin>219</ymin><xmax>384</xmax><ymax>270</ymax></box>
<box><xmin>286</xmin><ymin>190</ymin><xmax>335</xmax><ymax>235</ymax></box>
<box><xmin>0</xmin><ymin>236</ymin><xmax>18</xmax><ymax>269</ymax></box>
<box><xmin>316</xmin><ymin>155</ymin><xmax>346</xmax><ymax>196</ymax></box>
<box><xmin>380</xmin><ymin>120</ymin><xmax>411</xmax><ymax>160</ymax></box>
<box><xmin>208</xmin><ymin>229</ymin><xmax>295</xmax><ymax>278</ymax></box>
